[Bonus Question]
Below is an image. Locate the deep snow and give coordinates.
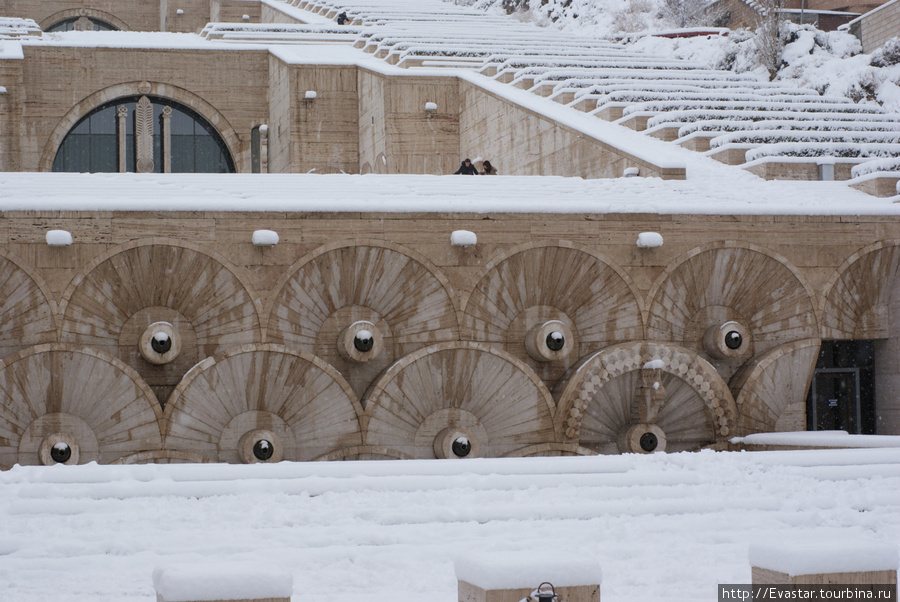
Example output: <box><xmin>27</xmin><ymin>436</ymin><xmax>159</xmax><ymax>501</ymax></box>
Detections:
<box><xmin>0</xmin><ymin>450</ymin><xmax>898</xmax><ymax>602</ymax></box>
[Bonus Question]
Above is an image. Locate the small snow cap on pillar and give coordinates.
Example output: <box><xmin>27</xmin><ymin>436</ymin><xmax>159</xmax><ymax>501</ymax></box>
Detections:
<box><xmin>451</xmin><ymin>230</ymin><xmax>477</xmax><ymax>247</ymax></box>
<box><xmin>305</xmin><ymin>90</ymin><xmax>317</xmax><ymax>100</ymax></box>
<box><xmin>242</xmin><ymin>14</ymin><xmax>250</xmax><ymax>21</ymax></box>
<box><xmin>624</xmin><ymin>167</ymin><xmax>639</xmax><ymax>177</ymax></box>
<box><xmin>252</xmin><ymin>229</ymin><xmax>279</xmax><ymax>247</ymax></box>
<box><xmin>636</xmin><ymin>232</ymin><xmax>663</xmax><ymax>248</ymax></box>
<box><xmin>425</xmin><ymin>102</ymin><xmax>438</xmax><ymax>112</ymax></box>
<box><xmin>46</xmin><ymin>230</ymin><xmax>73</xmax><ymax>247</ymax></box>
<box><xmin>176</xmin><ymin>8</ymin><xmax>184</xmax><ymax>15</ymax></box>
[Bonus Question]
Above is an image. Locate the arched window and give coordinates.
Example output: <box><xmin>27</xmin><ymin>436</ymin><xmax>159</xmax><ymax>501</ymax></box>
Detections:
<box><xmin>46</xmin><ymin>17</ymin><xmax>117</xmax><ymax>32</ymax></box>
<box><xmin>52</xmin><ymin>96</ymin><xmax>235</xmax><ymax>173</ymax></box>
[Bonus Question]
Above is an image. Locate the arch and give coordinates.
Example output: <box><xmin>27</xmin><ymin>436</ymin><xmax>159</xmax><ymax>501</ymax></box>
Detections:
<box><xmin>0</xmin><ymin>344</ymin><xmax>163</xmax><ymax>467</ymax></box>
<box><xmin>820</xmin><ymin>240</ymin><xmax>900</xmax><ymax>339</ymax></box>
<box><xmin>58</xmin><ymin>239</ymin><xmax>262</xmax><ymax>403</ymax></box>
<box><xmin>363</xmin><ymin>342</ymin><xmax>558</xmax><ymax>459</ymax></box>
<box><xmin>39</xmin><ymin>82</ymin><xmax>243</xmax><ymax>172</ymax></box>
<box><xmin>41</xmin><ymin>8</ymin><xmax>131</xmax><ymax>32</ymax></box>
<box><xmin>461</xmin><ymin>241</ymin><xmax>644</xmax><ymax>389</ymax></box>
<box><xmin>554</xmin><ymin>341</ymin><xmax>738</xmax><ymax>453</ymax></box>
<box><xmin>503</xmin><ymin>442</ymin><xmax>597</xmax><ymax>457</ymax></box>
<box><xmin>163</xmin><ymin>344</ymin><xmax>363</xmax><ymax>463</ymax></box>
<box><xmin>314</xmin><ymin>445</ymin><xmax>415</xmax><ymax>461</ymax></box>
<box><xmin>646</xmin><ymin>242</ymin><xmax>818</xmax><ymax>379</ymax></box>
<box><xmin>266</xmin><ymin>240</ymin><xmax>460</xmax><ymax>400</ymax></box>
<box><xmin>0</xmin><ymin>249</ymin><xmax>59</xmax><ymax>360</ymax></box>
<box><xmin>731</xmin><ymin>339</ymin><xmax>821</xmax><ymax>436</ymax></box>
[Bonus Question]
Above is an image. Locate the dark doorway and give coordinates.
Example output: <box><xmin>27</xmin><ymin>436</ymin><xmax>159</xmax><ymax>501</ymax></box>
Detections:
<box><xmin>807</xmin><ymin>341</ymin><xmax>876</xmax><ymax>434</ymax></box>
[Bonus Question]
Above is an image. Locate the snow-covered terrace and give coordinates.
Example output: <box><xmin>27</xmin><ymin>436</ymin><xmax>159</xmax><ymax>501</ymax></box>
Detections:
<box><xmin>269</xmin><ymin>0</ymin><xmax>900</xmax><ymax>178</ymax></box>
<box><xmin>1</xmin><ymin>449</ymin><xmax>898</xmax><ymax>602</ymax></box>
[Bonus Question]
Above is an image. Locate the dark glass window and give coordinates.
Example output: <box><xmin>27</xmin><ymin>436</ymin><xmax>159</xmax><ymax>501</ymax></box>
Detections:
<box><xmin>46</xmin><ymin>17</ymin><xmax>116</xmax><ymax>32</ymax></box>
<box><xmin>52</xmin><ymin>96</ymin><xmax>234</xmax><ymax>174</ymax></box>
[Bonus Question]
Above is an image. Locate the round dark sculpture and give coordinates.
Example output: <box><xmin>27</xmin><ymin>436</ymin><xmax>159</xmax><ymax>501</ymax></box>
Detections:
<box><xmin>639</xmin><ymin>432</ymin><xmax>658</xmax><ymax>453</ymax></box>
<box><xmin>354</xmin><ymin>332</ymin><xmax>374</xmax><ymax>353</ymax></box>
<box><xmin>451</xmin><ymin>436</ymin><xmax>471</xmax><ymax>458</ymax></box>
<box><xmin>252</xmin><ymin>439</ymin><xmax>274</xmax><ymax>461</ymax></box>
<box><xmin>151</xmin><ymin>333</ymin><xmax>172</xmax><ymax>354</ymax></box>
<box><xmin>545</xmin><ymin>331</ymin><xmax>565</xmax><ymax>352</ymax></box>
<box><xmin>724</xmin><ymin>330</ymin><xmax>743</xmax><ymax>350</ymax></box>
<box><xmin>50</xmin><ymin>442</ymin><xmax>72</xmax><ymax>464</ymax></box>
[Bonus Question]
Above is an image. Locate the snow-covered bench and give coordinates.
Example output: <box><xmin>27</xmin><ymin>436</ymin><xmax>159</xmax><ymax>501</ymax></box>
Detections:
<box><xmin>749</xmin><ymin>541</ymin><xmax>898</xmax><ymax>591</ymax></box>
<box><xmin>456</xmin><ymin>553</ymin><xmax>602</xmax><ymax>602</ymax></box>
<box><xmin>153</xmin><ymin>562</ymin><xmax>292</xmax><ymax>602</ymax></box>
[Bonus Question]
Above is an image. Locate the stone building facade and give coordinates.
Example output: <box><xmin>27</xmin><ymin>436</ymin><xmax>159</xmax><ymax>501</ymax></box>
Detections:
<box><xmin>0</xmin><ymin>0</ymin><xmax>898</xmax><ymax>467</ymax></box>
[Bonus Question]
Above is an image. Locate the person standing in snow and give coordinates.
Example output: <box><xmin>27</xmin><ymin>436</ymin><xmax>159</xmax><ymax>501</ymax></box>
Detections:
<box><xmin>337</xmin><ymin>12</ymin><xmax>350</xmax><ymax>25</ymax></box>
<box><xmin>454</xmin><ymin>158</ymin><xmax>478</xmax><ymax>175</ymax></box>
<box><xmin>481</xmin><ymin>160</ymin><xmax>497</xmax><ymax>175</ymax></box>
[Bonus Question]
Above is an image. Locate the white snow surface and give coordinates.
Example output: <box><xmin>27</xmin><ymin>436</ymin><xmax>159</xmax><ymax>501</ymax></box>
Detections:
<box><xmin>451</xmin><ymin>230</ymin><xmax>478</xmax><ymax>246</ymax></box>
<box><xmin>251</xmin><ymin>229</ymin><xmax>280</xmax><ymax>246</ymax></box>
<box><xmin>153</xmin><ymin>562</ymin><xmax>293</xmax><ymax>601</ymax></box>
<box><xmin>0</xmin><ymin>172</ymin><xmax>896</xmax><ymax>214</ymax></box>
<box><xmin>455</xmin><ymin>551</ymin><xmax>602</xmax><ymax>589</ymax></box>
<box><xmin>749</xmin><ymin>541</ymin><xmax>899</xmax><ymax>575</ymax></box>
<box><xmin>45</xmin><ymin>229</ymin><xmax>73</xmax><ymax>246</ymax></box>
<box><xmin>1</xmin><ymin>450</ymin><xmax>899</xmax><ymax>602</ymax></box>
<box><xmin>733</xmin><ymin>430</ymin><xmax>900</xmax><ymax>448</ymax></box>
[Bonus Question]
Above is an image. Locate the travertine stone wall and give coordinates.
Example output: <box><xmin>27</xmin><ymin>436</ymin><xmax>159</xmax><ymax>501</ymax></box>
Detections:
<box><xmin>358</xmin><ymin>68</ymin><xmax>460</xmax><ymax>175</ymax></box>
<box><xmin>15</xmin><ymin>46</ymin><xmax>269</xmax><ymax>172</ymax></box>
<box><xmin>458</xmin><ymin>79</ymin><xmax>685</xmax><ymax>180</ymax></box>
<box><xmin>0</xmin><ymin>57</ymin><xmax>24</xmax><ymax>172</ymax></box>
<box><xmin>851</xmin><ymin>0</ymin><xmax>900</xmax><ymax>52</ymax></box>
<box><xmin>211</xmin><ymin>0</ymin><xmax>262</xmax><ymax>23</ymax></box>
<box><xmin>267</xmin><ymin>55</ymin><xmax>293</xmax><ymax>174</ymax></box>
<box><xmin>293</xmin><ymin>65</ymin><xmax>359</xmax><ymax>174</ymax></box>
<box><xmin>1</xmin><ymin>0</ymin><xmax>165</xmax><ymax>31</ymax></box>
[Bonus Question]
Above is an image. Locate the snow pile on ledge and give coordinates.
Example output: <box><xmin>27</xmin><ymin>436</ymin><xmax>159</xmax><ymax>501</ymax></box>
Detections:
<box><xmin>749</xmin><ymin>541</ymin><xmax>899</xmax><ymax>575</ymax></box>
<box><xmin>455</xmin><ymin>551</ymin><xmax>602</xmax><ymax>589</ymax></box>
<box><xmin>153</xmin><ymin>562</ymin><xmax>293</xmax><ymax>601</ymax></box>
<box><xmin>732</xmin><ymin>430</ymin><xmax>900</xmax><ymax>448</ymax></box>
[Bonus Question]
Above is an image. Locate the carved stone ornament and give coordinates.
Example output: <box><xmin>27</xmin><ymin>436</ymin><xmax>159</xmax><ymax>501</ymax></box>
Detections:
<box><xmin>135</xmin><ymin>96</ymin><xmax>154</xmax><ymax>173</ymax></box>
<box><xmin>137</xmin><ymin>81</ymin><xmax>152</xmax><ymax>95</ymax></box>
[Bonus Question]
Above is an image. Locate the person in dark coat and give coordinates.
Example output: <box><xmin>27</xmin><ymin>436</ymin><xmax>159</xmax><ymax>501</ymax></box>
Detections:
<box><xmin>481</xmin><ymin>160</ymin><xmax>498</xmax><ymax>175</ymax></box>
<box><xmin>454</xmin><ymin>158</ymin><xmax>478</xmax><ymax>175</ymax></box>
<box><xmin>337</xmin><ymin>12</ymin><xmax>349</xmax><ymax>24</ymax></box>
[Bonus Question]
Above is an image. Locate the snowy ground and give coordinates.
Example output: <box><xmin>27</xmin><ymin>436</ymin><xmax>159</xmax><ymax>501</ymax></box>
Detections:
<box><xmin>1</xmin><ymin>449</ymin><xmax>898</xmax><ymax>602</ymax></box>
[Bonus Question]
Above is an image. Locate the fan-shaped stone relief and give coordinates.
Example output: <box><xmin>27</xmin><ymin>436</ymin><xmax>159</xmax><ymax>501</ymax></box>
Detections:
<box><xmin>163</xmin><ymin>344</ymin><xmax>363</xmax><ymax>463</ymax></box>
<box><xmin>462</xmin><ymin>244</ymin><xmax>643</xmax><ymax>388</ymax></box>
<box><xmin>730</xmin><ymin>339</ymin><xmax>821</xmax><ymax>436</ymax></box>
<box><xmin>554</xmin><ymin>341</ymin><xmax>737</xmax><ymax>454</ymax></box>
<box><xmin>647</xmin><ymin>245</ymin><xmax>817</xmax><ymax>380</ymax></box>
<box><xmin>363</xmin><ymin>342</ymin><xmax>557</xmax><ymax>459</ymax></box>
<box><xmin>822</xmin><ymin>242</ymin><xmax>900</xmax><ymax>339</ymax></box>
<box><xmin>0</xmin><ymin>344</ymin><xmax>163</xmax><ymax>467</ymax></box>
<box><xmin>267</xmin><ymin>242</ymin><xmax>459</xmax><ymax>399</ymax></box>
<box><xmin>0</xmin><ymin>253</ymin><xmax>57</xmax><ymax>360</ymax></box>
<box><xmin>59</xmin><ymin>241</ymin><xmax>261</xmax><ymax>404</ymax></box>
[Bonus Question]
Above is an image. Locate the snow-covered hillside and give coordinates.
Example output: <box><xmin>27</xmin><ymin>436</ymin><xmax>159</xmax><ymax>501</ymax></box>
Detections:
<box><xmin>455</xmin><ymin>0</ymin><xmax>900</xmax><ymax>112</ymax></box>
<box><xmin>1</xmin><ymin>450</ymin><xmax>898</xmax><ymax>602</ymax></box>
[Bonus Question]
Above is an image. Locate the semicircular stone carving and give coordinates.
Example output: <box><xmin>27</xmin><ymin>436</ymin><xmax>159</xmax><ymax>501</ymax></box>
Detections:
<box><xmin>731</xmin><ymin>339</ymin><xmax>821</xmax><ymax>436</ymax></box>
<box><xmin>0</xmin><ymin>344</ymin><xmax>163</xmax><ymax>467</ymax></box>
<box><xmin>554</xmin><ymin>341</ymin><xmax>737</xmax><ymax>453</ymax></box>
<box><xmin>267</xmin><ymin>244</ymin><xmax>459</xmax><ymax>399</ymax></box>
<box><xmin>364</xmin><ymin>342</ymin><xmax>557</xmax><ymax>458</ymax></box>
<box><xmin>163</xmin><ymin>344</ymin><xmax>363</xmax><ymax>463</ymax></box>
<box><xmin>0</xmin><ymin>255</ymin><xmax>57</xmax><ymax>360</ymax></box>
<box><xmin>462</xmin><ymin>245</ymin><xmax>643</xmax><ymax>386</ymax></box>
<box><xmin>822</xmin><ymin>244</ymin><xmax>900</xmax><ymax>339</ymax></box>
<box><xmin>648</xmin><ymin>246</ymin><xmax>817</xmax><ymax>379</ymax></box>
<box><xmin>59</xmin><ymin>244</ymin><xmax>261</xmax><ymax>404</ymax></box>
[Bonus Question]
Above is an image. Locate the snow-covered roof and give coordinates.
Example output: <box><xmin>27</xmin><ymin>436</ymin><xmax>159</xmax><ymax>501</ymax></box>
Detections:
<box><xmin>0</xmin><ymin>171</ymin><xmax>896</xmax><ymax>214</ymax></box>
